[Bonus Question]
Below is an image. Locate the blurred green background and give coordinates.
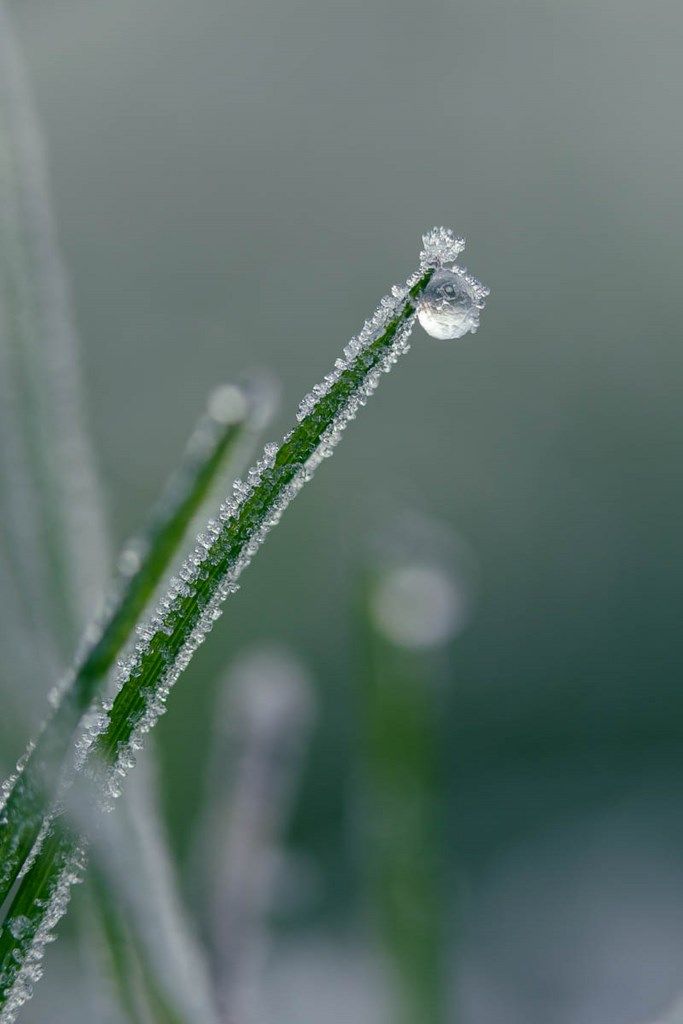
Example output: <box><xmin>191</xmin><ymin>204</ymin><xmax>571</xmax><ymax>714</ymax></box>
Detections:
<box><xmin>4</xmin><ymin>0</ymin><xmax>683</xmax><ymax>1020</ymax></box>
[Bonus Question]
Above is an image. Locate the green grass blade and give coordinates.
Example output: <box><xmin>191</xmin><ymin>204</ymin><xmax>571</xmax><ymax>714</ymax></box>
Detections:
<box><xmin>85</xmin><ymin>748</ymin><xmax>220</xmax><ymax>1024</ymax></box>
<box><xmin>91</xmin><ymin>268</ymin><xmax>431</xmax><ymax>786</ymax></box>
<box><xmin>0</xmin><ymin>382</ymin><xmax>266</xmax><ymax>909</ymax></box>
<box><xmin>0</xmin><ymin>228</ymin><xmax>484</xmax><ymax>1021</ymax></box>
<box><xmin>357</xmin><ymin>516</ymin><xmax>474</xmax><ymax>1024</ymax></box>
<box><xmin>81</xmin><ymin>871</ymin><xmax>150</xmax><ymax>1024</ymax></box>
<box><xmin>360</xmin><ymin>567</ymin><xmax>445</xmax><ymax>1024</ymax></box>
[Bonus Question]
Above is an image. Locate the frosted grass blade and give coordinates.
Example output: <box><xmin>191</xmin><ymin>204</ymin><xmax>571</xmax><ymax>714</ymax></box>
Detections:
<box><xmin>0</xmin><ymin>381</ymin><xmax>266</xmax><ymax>909</ymax></box>
<box><xmin>0</xmin><ymin>229</ymin><xmax>487</xmax><ymax>1022</ymax></box>
<box><xmin>199</xmin><ymin>649</ymin><xmax>314</xmax><ymax>1019</ymax></box>
<box><xmin>0</xmin><ymin>1</ymin><xmax>109</xmax><ymax>664</ymax></box>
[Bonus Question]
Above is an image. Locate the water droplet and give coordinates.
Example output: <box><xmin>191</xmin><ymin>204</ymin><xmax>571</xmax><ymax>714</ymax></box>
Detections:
<box><xmin>417</xmin><ymin>268</ymin><xmax>483</xmax><ymax>340</ymax></box>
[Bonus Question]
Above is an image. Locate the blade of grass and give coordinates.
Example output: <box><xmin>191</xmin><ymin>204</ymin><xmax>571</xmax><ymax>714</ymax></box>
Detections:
<box><xmin>0</xmin><ymin>380</ymin><xmax>268</xmax><ymax>909</ymax></box>
<box><xmin>0</xmin><ymin>228</ymin><xmax>485</xmax><ymax>1021</ymax></box>
<box><xmin>84</xmin><ymin>747</ymin><xmax>220</xmax><ymax>1024</ymax></box>
<box><xmin>357</xmin><ymin>522</ymin><xmax>471</xmax><ymax>1024</ymax></box>
<box><xmin>80</xmin><ymin>873</ymin><xmax>149</xmax><ymax>1024</ymax></box>
<box><xmin>0</xmin><ymin>0</ymin><xmax>109</xmax><ymax>663</ymax></box>
<box><xmin>199</xmin><ymin>648</ymin><xmax>314</xmax><ymax>1020</ymax></box>
<box><xmin>361</xmin><ymin>578</ymin><xmax>443</xmax><ymax>1024</ymax></box>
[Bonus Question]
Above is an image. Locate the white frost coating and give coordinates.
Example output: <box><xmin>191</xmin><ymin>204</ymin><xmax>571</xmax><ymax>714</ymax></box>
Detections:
<box><xmin>420</xmin><ymin>226</ymin><xmax>466</xmax><ymax>266</ymax></box>
<box><xmin>0</xmin><ymin>842</ymin><xmax>87</xmax><ymax>1024</ymax></box>
<box><xmin>0</xmin><ymin>742</ymin><xmax>35</xmax><ymax>821</ymax></box>
<box><xmin>79</xmin><ymin>231</ymin><xmax>471</xmax><ymax>804</ymax></box>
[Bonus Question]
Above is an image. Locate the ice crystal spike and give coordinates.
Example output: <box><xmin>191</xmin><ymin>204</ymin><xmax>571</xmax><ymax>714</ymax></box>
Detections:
<box><xmin>0</xmin><ymin>229</ymin><xmax>485</xmax><ymax>1019</ymax></box>
<box><xmin>420</xmin><ymin>226</ymin><xmax>466</xmax><ymax>268</ymax></box>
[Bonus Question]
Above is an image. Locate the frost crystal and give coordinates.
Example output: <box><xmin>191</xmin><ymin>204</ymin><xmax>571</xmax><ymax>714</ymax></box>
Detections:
<box><xmin>0</xmin><ymin>743</ymin><xmax>35</xmax><ymax>821</ymax></box>
<box><xmin>419</xmin><ymin>226</ymin><xmax>466</xmax><ymax>268</ymax></box>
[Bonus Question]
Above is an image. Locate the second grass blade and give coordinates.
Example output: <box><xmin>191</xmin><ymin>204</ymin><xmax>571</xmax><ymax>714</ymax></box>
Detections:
<box><xmin>0</xmin><ymin>381</ymin><xmax>268</xmax><ymax>908</ymax></box>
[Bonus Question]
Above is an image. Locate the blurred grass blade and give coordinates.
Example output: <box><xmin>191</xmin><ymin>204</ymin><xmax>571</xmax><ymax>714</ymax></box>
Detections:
<box><xmin>199</xmin><ymin>648</ymin><xmax>314</xmax><ymax>1020</ymax></box>
<box><xmin>0</xmin><ymin>229</ymin><xmax>484</xmax><ymax>1020</ymax></box>
<box><xmin>0</xmin><ymin>380</ymin><xmax>268</xmax><ymax>910</ymax></box>
<box><xmin>80</xmin><ymin>877</ymin><xmax>148</xmax><ymax>1024</ymax></box>
<box><xmin>0</xmin><ymin>1</ymin><xmax>109</xmax><ymax>668</ymax></box>
<box><xmin>646</xmin><ymin>997</ymin><xmax>683</xmax><ymax>1024</ymax></box>
<box><xmin>84</xmin><ymin>748</ymin><xmax>220</xmax><ymax>1024</ymax></box>
<box><xmin>358</xmin><ymin>532</ymin><xmax>470</xmax><ymax>1024</ymax></box>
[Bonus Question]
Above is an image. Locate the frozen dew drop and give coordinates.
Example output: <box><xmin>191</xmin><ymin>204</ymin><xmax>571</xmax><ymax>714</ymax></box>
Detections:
<box><xmin>417</xmin><ymin>268</ymin><xmax>482</xmax><ymax>340</ymax></box>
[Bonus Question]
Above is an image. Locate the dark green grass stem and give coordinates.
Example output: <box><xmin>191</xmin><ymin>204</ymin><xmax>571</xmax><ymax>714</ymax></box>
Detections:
<box><xmin>88</xmin><ymin>867</ymin><xmax>188</xmax><ymax>1024</ymax></box>
<box><xmin>0</xmin><ymin>389</ymin><xmax>259</xmax><ymax>909</ymax></box>
<box><xmin>0</xmin><ymin>271</ymin><xmax>433</xmax><ymax>1012</ymax></box>
<box><xmin>86</xmin><ymin>869</ymin><xmax>149</xmax><ymax>1024</ymax></box>
<box><xmin>358</xmin><ymin>572</ymin><xmax>445</xmax><ymax>1024</ymax></box>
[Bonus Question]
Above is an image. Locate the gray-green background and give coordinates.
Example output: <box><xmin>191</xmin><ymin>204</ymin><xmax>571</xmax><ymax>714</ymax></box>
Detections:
<box><xmin>8</xmin><ymin>0</ymin><xmax>683</xmax><ymax>1020</ymax></box>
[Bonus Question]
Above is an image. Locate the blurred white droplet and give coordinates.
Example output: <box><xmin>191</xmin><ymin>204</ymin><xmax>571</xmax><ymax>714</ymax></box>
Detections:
<box><xmin>371</xmin><ymin>563</ymin><xmax>467</xmax><ymax>648</ymax></box>
<box><xmin>117</xmin><ymin>544</ymin><xmax>142</xmax><ymax>577</ymax></box>
<box><xmin>228</xmin><ymin>648</ymin><xmax>315</xmax><ymax>742</ymax></box>
<box><xmin>207</xmin><ymin>383</ymin><xmax>249</xmax><ymax>425</ymax></box>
